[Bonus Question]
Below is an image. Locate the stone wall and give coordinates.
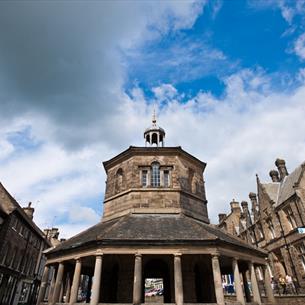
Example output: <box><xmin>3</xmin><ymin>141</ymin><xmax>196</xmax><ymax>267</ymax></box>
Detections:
<box><xmin>103</xmin><ymin>148</ymin><xmax>209</xmax><ymax>222</ymax></box>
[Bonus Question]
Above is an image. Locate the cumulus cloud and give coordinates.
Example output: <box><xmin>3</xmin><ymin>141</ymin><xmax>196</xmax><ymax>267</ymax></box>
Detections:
<box><xmin>0</xmin><ymin>1</ymin><xmax>205</xmax><ymax>150</ymax></box>
<box><xmin>127</xmin><ymin>70</ymin><xmax>305</xmax><ymax>220</ymax></box>
<box><xmin>1</xmin><ymin>1</ymin><xmax>305</xmax><ymax>240</ymax></box>
<box><xmin>125</xmin><ymin>38</ymin><xmax>231</xmax><ymax>86</ymax></box>
<box><xmin>152</xmin><ymin>84</ymin><xmax>178</xmax><ymax>101</ymax></box>
<box><xmin>249</xmin><ymin>0</ymin><xmax>305</xmax><ymax>25</ymax></box>
<box><xmin>2</xmin><ymin>67</ymin><xmax>305</xmax><ymax>238</ymax></box>
<box><xmin>294</xmin><ymin>33</ymin><xmax>305</xmax><ymax>60</ymax></box>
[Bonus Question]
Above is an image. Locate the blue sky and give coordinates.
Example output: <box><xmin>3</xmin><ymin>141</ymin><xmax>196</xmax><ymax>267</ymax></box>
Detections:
<box><xmin>0</xmin><ymin>0</ymin><xmax>305</xmax><ymax>238</ymax></box>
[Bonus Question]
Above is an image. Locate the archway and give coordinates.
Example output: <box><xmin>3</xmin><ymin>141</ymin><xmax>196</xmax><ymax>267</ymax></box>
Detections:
<box><xmin>193</xmin><ymin>263</ymin><xmax>215</xmax><ymax>303</ymax></box>
<box><xmin>101</xmin><ymin>262</ymin><xmax>119</xmax><ymax>302</ymax></box>
<box><xmin>143</xmin><ymin>258</ymin><xmax>172</xmax><ymax>303</ymax></box>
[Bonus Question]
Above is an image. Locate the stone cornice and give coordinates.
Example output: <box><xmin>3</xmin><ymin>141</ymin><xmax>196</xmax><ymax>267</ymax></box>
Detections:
<box><xmin>102</xmin><ymin>146</ymin><xmax>206</xmax><ymax>172</ymax></box>
<box><xmin>103</xmin><ymin>187</ymin><xmax>206</xmax><ymax>204</ymax></box>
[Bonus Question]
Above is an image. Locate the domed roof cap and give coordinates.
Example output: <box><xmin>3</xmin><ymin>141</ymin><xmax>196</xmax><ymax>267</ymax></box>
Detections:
<box><xmin>144</xmin><ymin>109</ymin><xmax>165</xmax><ymax>147</ymax></box>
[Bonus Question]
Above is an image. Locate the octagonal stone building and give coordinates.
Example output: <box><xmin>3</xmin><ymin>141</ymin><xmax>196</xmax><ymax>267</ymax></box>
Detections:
<box><xmin>37</xmin><ymin>117</ymin><xmax>275</xmax><ymax>305</ymax></box>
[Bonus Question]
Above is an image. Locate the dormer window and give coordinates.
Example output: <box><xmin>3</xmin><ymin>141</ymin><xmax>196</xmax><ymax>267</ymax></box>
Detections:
<box><xmin>151</xmin><ymin>162</ymin><xmax>160</xmax><ymax>187</ymax></box>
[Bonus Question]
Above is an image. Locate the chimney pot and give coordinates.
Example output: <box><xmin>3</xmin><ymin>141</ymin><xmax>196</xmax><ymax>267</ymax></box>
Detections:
<box><xmin>218</xmin><ymin>213</ymin><xmax>226</xmax><ymax>223</ymax></box>
<box><xmin>269</xmin><ymin>170</ymin><xmax>280</xmax><ymax>182</ymax></box>
<box><xmin>249</xmin><ymin>192</ymin><xmax>257</xmax><ymax>200</ymax></box>
<box><xmin>275</xmin><ymin>158</ymin><xmax>288</xmax><ymax>181</ymax></box>
<box><xmin>23</xmin><ymin>202</ymin><xmax>34</xmax><ymax>220</ymax></box>
<box><xmin>241</xmin><ymin>201</ymin><xmax>248</xmax><ymax>208</ymax></box>
<box><xmin>230</xmin><ymin>199</ymin><xmax>240</xmax><ymax>212</ymax></box>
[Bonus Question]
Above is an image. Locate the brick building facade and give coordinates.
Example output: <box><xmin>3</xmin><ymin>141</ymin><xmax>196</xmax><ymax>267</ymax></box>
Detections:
<box><xmin>218</xmin><ymin>159</ymin><xmax>305</xmax><ymax>293</ymax></box>
<box><xmin>0</xmin><ymin>183</ymin><xmax>51</xmax><ymax>305</ymax></box>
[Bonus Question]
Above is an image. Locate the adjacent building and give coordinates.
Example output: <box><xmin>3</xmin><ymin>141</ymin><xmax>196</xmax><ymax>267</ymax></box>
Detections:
<box><xmin>0</xmin><ymin>183</ymin><xmax>51</xmax><ymax>305</ymax></box>
<box><xmin>218</xmin><ymin>159</ymin><xmax>305</xmax><ymax>293</ymax></box>
<box><xmin>36</xmin><ymin>117</ymin><xmax>275</xmax><ymax>305</ymax></box>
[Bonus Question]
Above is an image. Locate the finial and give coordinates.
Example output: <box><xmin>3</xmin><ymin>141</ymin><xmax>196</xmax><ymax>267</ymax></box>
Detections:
<box><xmin>144</xmin><ymin>106</ymin><xmax>165</xmax><ymax>147</ymax></box>
<box><xmin>152</xmin><ymin>107</ymin><xmax>156</xmax><ymax>125</ymax></box>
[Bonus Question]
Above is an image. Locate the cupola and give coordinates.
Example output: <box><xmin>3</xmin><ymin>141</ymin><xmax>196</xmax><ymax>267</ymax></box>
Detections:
<box><xmin>144</xmin><ymin>109</ymin><xmax>165</xmax><ymax>147</ymax></box>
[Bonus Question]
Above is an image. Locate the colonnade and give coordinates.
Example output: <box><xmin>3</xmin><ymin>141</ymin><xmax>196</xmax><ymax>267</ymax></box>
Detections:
<box><xmin>36</xmin><ymin>253</ymin><xmax>275</xmax><ymax>305</ymax></box>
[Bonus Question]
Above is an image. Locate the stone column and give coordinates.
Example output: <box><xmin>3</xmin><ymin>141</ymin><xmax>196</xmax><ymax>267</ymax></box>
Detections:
<box><xmin>211</xmin><ymin>255</ymin><xmax>225</xmax><ymax>305</ymax></box>
<box><xmin>90</xmin><ymin>254</ymin><xmax>103</xmax><ymax>305</ymax></box>
<box><xmin>133</xmin><ymin>254</ymin><xmax>142</xmax><ymax>305</ymax></box>
<box><xmin>249</xmin><ymin>262</ymin><xmax>261</xmax><ymax>305</ymax></box>
<box><xmin>36</xmin><ymin>264</ymin><xmax>50</xmax><ymax>305</ymax></box>
<box><xmin>174</xmin><ymin>253</ymin><xmax>183</xmax><ymax>305</ymax></box>
<box><xmin>48</xmin><ymin>267</ymin><xmax>56</xmax><ymax>304</ymax></box>
<box><xmin>242</xmin><ymin>271</ymin><xmax>251</xmax><ymax>302</ymax></box>
<box><xmin>65</xmin><ymin>273</ymin><xmax>71</xmax><ymax>303</ymax></box>
<box><xmin>59</xmin><ymin>283</ymin><xmax>64</xmax><ymax>303</ymax></box>
<box><xmin>263</xmin><ymin>264</ymin><xmax>275</xmax><ymax>304</ymax></box>
<box><xmin>86</xmin><ymin>276</ymin><xmax>93</xmax><ymax>303</ymax></box>
<box><xmin>232</xmin><ymin>258</ymin><xmax>245</xmax><ymax>305</ymax></box>
<box><xmin>69</xmin><ymin>259</ymin><xmax>82</xmax><ymax>304</ymax></box>
<box><xmin>52</xmin><ymin>262</ymin><xmax>65</xmax><ymax>305</ymax></box>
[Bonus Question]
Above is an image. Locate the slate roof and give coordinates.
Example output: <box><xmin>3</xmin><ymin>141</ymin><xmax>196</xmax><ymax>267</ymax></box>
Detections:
<box><xmin>277</xmin><ymin>163</ymin><xmax>304</xmax><ymax>205</ymax></box>
<box><xmin>262</xmin><ymin>182</ymin><xmax>280</xmax><ymax>203</ymax></box>
<box><xmin>48</xmin><ymin>213</ymin><xmax>266</xmax><ymax>255</ymax></box>
<box><xmin>261</xmin><ymin>163</ymin><xmax>304</xmax><ymax>207</ymax></box>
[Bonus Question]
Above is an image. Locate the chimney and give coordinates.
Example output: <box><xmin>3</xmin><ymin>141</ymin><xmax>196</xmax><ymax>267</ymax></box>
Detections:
<box><xmin>269</xmin><ymin>170</ymin><xmax>280</xmax><ymax>182</ymax></box>
<box><xmin>23</xmin><ymin>202</ymin><xmax>34</xmax><ymax>220</ymax></box>
<box><xmin>230</xmin><ymin>199</ymin><xmax>240</xmax><ymax>212</ymax></box>
<box><xmin>218</xmin><ymin>213</ymin><xmax>226</xmax><ymax>223</ymax></box>
<box><xmin>275</xmin><ymin>158</ymin><xmax>288</xmax><ymax>181</ymax></box>
<box><xmin>241</xmin><ymin>201</ymin><xmax>250</xmax><ymax>225</ymax></box>
<box><xmin>44</xmin><ymin>227</ymin><xmax>59</xmax><ymax>240</ymax></box>
<box><xmin>241</xmin><ymin>201</ymin><xmax>248</xmax><ymax>214</ymax></box>
<box><xmin>249</xmin><ymin>192</ymin><xmax>259</xmax><ymax>221</ymax></box>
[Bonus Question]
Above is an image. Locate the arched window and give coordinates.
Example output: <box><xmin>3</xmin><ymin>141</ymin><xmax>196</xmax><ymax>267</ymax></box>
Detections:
<box><xmin>151</xmin><ymin>162</ymin><xmax>160</xmax><ymax>187</ymax></box>
<box><xmin>115</xmin><ymin>168</ymin><xmax>124</xmax><ymax>193</ymax></box>
<box><xmin>151</xmin><ymin>133</ymin><xmax>158</xmax><ymax>145</ymax></box>
<box><xmin>188</xmin><ymin>168</ymin><xmax>196</xmax><ymax>192</ymax></box>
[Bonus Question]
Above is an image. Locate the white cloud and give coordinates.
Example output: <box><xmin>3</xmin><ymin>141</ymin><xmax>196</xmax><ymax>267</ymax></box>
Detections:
<box><xmin>0</xmin><ymin>140</ymin><xmax>14</xmax><ymax>160</ymax></box>
<box><xmin>68</xmin><ymin>206</ymin><xmax>100</xmax><ymax>224</ymax></box>
<box><xmin>152</xmin><ymin>84</ymin><xmax>178</xmax><ymax>101</ymax></box>
<box><xmin>1</xmin><ymin>1</ymin><xmax>305</xmax><ymax>241</ymax></box>
<box><xmin>2</xmin><ymin>68</ymin><xmax>305</xmax><ymax>238</ymax></box>
<box><xmin>0</xmin><ymin>1</ymin><xmax>205</xmax><ymax>150</ymax></box>
<box><xmin>126</xmin><ymin>70</ymin><xmax>305</xmax><ymax>221</ymax></box>
<box><xmin>294</xmin><ymin>33</ymin><xmax>305</xmax><ymax>60</ymax></box>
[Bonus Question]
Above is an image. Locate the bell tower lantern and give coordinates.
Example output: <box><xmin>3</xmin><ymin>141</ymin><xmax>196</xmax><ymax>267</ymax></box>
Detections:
<box><xmin>144</xmin><ymin>110</ymin><xmax>165</xmax><ymax>147</ymax></box>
